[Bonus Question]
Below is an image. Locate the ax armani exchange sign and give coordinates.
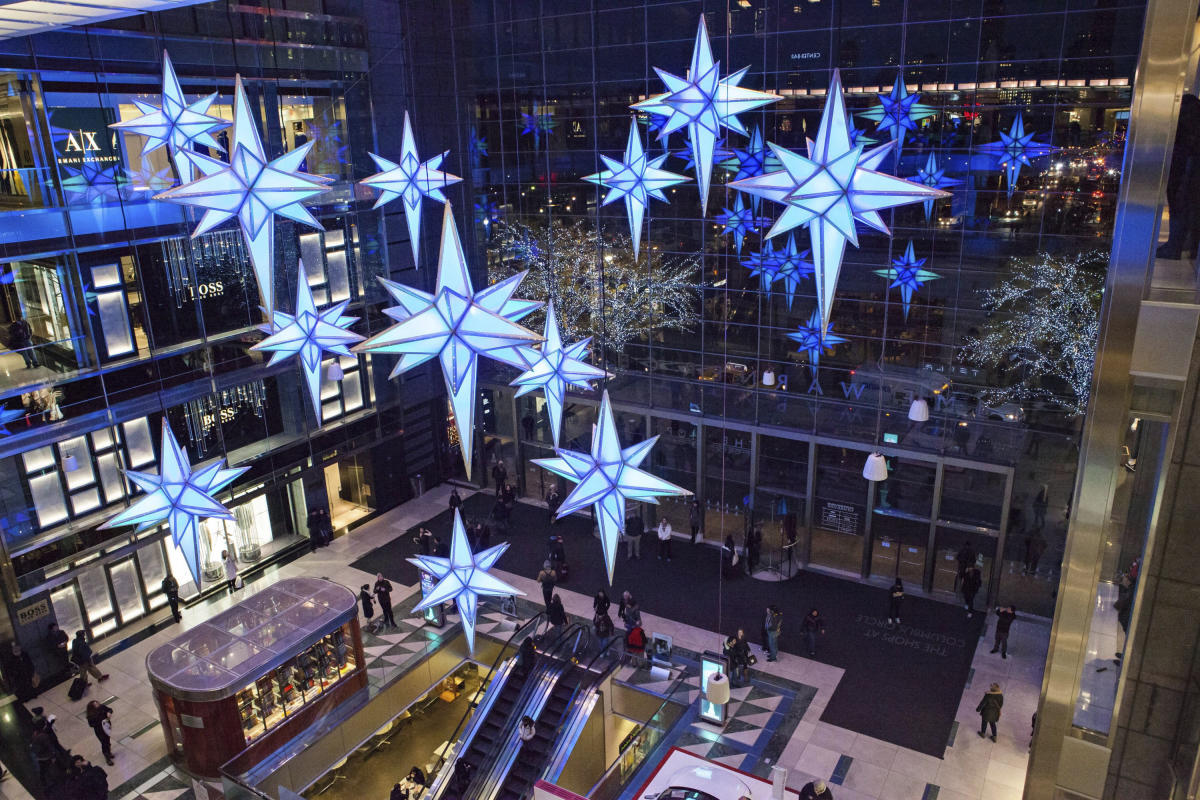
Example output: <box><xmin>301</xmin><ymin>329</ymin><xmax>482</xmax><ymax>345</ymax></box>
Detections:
<box><xmin>52</xmin><ymin>108</ymin><xmax>122</xmax><ymax>167</ymax></box>
<box><xmin>58</xmin><ymin>128</ymin><xmax>121</xmax><ymax>166</ymax></box>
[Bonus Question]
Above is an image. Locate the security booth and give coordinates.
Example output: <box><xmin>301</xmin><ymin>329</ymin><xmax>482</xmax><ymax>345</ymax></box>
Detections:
<box><xmin>146</xmin><ymin>577</ymin><xmax>366</xmax><ymax>777</ymax></box>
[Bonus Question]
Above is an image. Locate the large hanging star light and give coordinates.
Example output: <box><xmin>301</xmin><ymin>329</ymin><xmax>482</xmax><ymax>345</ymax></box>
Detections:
<box><xmin>155</xmin><ymin>76</ymin><xmax>331</xmax><ymax>318</ymax></box>
<box><xmin>673</xmin><ymin>137</ymin><xmax>733</xmax><ymax>173</ymax></box>
<box><xmin>773</xmin><ymin>235</ymin><xmax>815</xmax><ymax>309</ymax></box>
<box><xmin>729</xmin><ymin>70</ymin><xmax>951</xmax><ymax>330</ymax></box>
<box><xmin>857</xmin><ymin>74</ymin><xmax>936</xmax><ymax>152</ymax></box>
<box><xmin>533</xmin><ymin>391</ymin><xmax>691</xmax><ymax>584</ymax></box>
<box><xmin>722</xmin><ymin>126</ymin><xmax>778</xmax><ymax>182</ymax></box>
<box><xmin>354</xmin><ymin>203</ymin><xmax>542</xmax><ymax>470</ymax></box>
<box><xmin>632</xmin><ymin>15</ymin><xmax>780</xmax><ymax>211</ymax></box>
<box><xmin>110</xmin><ymin>52</ymin><xmax>228</xmax><ymax>183</ymax></box>
<box><xmin>715</xmin><ymin>194</ymin><xmax>770</xmax><ymax>253</ymax></box>
<box><xmin>978</xmin><ymin>114</ymin><xmax>1059</xmax><ymax>199</ymax></box>
<box><xmin>874</xmin><ymin>241</ymin><xmax>940</xmax><ymax>320</ymax></box>
<box><xmin>360</xmin><ymin>111</ymin><xmax>463</xmax><ymax>269</ymax></box>
<box><xmin>583</xmin><ymin>120</ymin><xmax>690</xmax><ymax>259</ymax></box>
<box><xmin>787</xmin><ymin>310</ymin><xmax>847</xmax><ymax>367</ymax></box>
<box><xmin>0</xmin><ymin>406</ymin><xmax>25</xmax><ymax>436</ymax></box>
<box><xmin>101</xmin><ymin>420</ymin><xmax>248</xmax><ymax>587</ymax></box>
<box><xmin>910</xmin><ymin>152</ymin><xmax>963</xmax><ymax>219</ymax></box>
<box><xmin>252</xmin><ymin>263</ymin><xmax>364</xmax><ymax>425</ymax></box>
<box><xmin>407</xmin><ymin>509</ymin><xmax>523</xmax><ymax>654</ymax></box>
<box><xmin>511</xmin><ymin>302</ymin><xmax>610</xmax><ymax>447</ymax></box>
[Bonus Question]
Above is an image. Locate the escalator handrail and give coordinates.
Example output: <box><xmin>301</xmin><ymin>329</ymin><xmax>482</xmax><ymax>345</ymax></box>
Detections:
<box><xmin>425</xmin><ymin>610</ymin><xmax>550</xmax><ymax>798</ymax></box>
<box><xmin>466</xmin><ymin>643</ymin><xmax>577</xmax><ymax>800</ymax></box>
<box><xmin>540</xmin><ymin>644</ymin><xmax>629</xmax><ymax>782</ymax></box>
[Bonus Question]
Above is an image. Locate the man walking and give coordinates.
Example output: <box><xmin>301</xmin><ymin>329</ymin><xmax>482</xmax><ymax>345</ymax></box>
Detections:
<box><xmin>976</xmin><ymin>682</ymin><xmax>1004</xmax><ymax>741</ymax></box>
<box><xmin>800</xmin><ymin>608</ymin><xmax>825</xmax><ymax>657</ymax></box>
<box><xmin>546</xmin><ymin>486</ymin><xmax>561</xmax><ymax>525</ymax></box>
<box><xmin>161</xmin><ymin>572</ymin><xmax>182</xmax><ymax>623</ymax></box>
<box><xmin>955</xmin><ymin>543</ymin><xmax>975</xmax><ymax>592</ymax></box>
<box><xmin>537</xmin><ymin>561</ymin><xmax>557</xmax><ymax>609</ymax></box>
<box><xmin>625</xmin><ymin>513</ymin><xmax>643</xmax><ymax>559</ymax></box>
<box><xmin>8</xmin><ymin>315</ymin><xmax>36</xmax><ymax>368</ymax></box>
<box><xmin>991</xmin><ymin>605</ymin><xmax>1017</xmax><ymax>658</ymax></box>
<box><xmin>71</xmin><ymin>631</ymin><xmax>108</xmax><ymax>684</ymax></box>
<box><xmin>689</xmin><ymin>499</ymin><xmax>701</xmax><ymax>544</ymax></box>
<box><xmin>765</xmin><ymin>605</ymin><xmax>783</xmax><ymax>662</ymax></box>
<box><xmin>374</xmin><ymin>573</ymin><xmax>396</xmax><ymax>629</ymax></box>
<box><xmin>962</xmin><ymin>564</ymin><xmax>983</xmax><ymax>618</ymax></box>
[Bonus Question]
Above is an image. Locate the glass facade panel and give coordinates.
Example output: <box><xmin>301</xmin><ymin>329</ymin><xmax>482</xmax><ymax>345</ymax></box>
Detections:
<box><xmin>811</xmin><ymin>446</ymin><xmax>868</xmax><ymax>574</ymax></box>
<box><xmin>137</xmin><ymin>540</ymin><xmax>168</xmax><ymax>610</ymax></box>
<box><xmin>109</xmin><ymin>557</ymin><xmax>144</xmax><ymax>625</ymax></box>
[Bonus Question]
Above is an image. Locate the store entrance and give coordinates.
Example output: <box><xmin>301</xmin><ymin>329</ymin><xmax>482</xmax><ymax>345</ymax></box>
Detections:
<box><xmin>324</xmin><ymin>456</ymin><xmax>374</xmax><ymax>532</ymax></box>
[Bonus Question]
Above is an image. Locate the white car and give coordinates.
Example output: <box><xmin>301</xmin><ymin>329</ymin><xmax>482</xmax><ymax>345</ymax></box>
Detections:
<box><xmin>644</xmin><ymin>765</ymin><xmax>754</xmax><ymax>800</ymax></box>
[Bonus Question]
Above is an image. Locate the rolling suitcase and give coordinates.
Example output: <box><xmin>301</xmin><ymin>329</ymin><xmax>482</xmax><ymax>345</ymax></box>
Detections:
<box><xmin>67</xmin><ymin>675</ymin><xmax>88</xmax><ymax>701</ymax></box>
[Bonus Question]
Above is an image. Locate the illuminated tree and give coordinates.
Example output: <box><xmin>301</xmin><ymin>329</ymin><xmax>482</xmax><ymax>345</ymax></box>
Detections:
<box><xmin>958</xmin><ymin>250</ymin><xmax>1105</xmax><ymax>416</ymax></box>
<box><xmin>488</xmin><ymin>219</ymin><xmax>700</xmax><ymax>355</ymax></box>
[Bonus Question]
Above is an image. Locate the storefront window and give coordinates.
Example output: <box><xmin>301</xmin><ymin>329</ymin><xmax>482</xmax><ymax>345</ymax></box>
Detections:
<box><xmin>324</xmin><ymin>455</ymin><xmax>375</xmax><ymax>531</ymax></box>
<box><xmin>0</xmin><ymin>256</ymin><xmax>82</xmax><ymax>388</ymax></box>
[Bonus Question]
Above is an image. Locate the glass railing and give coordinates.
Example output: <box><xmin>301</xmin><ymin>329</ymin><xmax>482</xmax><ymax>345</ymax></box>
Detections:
<box><xmin>584</xmin><ymin>663</ymin><xmax>689</xmax><ymax>800</ymax></box>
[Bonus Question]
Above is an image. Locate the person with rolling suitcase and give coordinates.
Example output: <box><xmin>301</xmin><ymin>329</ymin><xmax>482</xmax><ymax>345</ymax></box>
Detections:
<box><xmin>67</xmin><ymin>663</ymin><xmax>89</xmax><ymax>701</ymax></box>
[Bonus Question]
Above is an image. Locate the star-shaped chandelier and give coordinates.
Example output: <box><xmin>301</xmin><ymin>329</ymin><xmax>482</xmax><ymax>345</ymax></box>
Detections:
<box><xmin>407</xmin><ymin>509</ymin><xmax>524</xmax><ymax>654</ymax></box>
<box><xmin>857</xmin><ymin>74</ymin><xmax>936</xmax><ymax>152</ymax></box>
<box><xmin>730</xmin><ymin>70</ymin><xmax>951</xmax><ymax>329</ymax></box>
<box><xmin>874</xmin><ymin>241</ymin><xmax>940</xmax><ymax>320</ymax></box>
<box><xmin>360</xmin><ymin>111</ymin><xmax>463</xmax><ymax>270</ymax></box>
<box><xmin>0</xmin><ymin>406</ymin><xmax>24</xmax><ymax>436</ymax></box>
<box><xmin>533</xmin><ymin>391</ymin><xmax>691</xmax><ymax>584</ymax></box>
<box><xmin>715</xmin><ymin>194</ymin><xmax>770</xmax><ymax>253</ymax></box>
<box><xmin>252</xmin><ymin>263</ymin><xmax>364</xmax><ymax>425</ymax></box>
<box><xmin>632</xmin><ymin>15</ymin><xmax>780</xmax><ymax>212</ymax></box>
<box><xmin>742</xmin><ymin>241</ymin><xmax>781</xmax><ymax>293</ymax></box>
<box><xmin>155</xmin><ymin>76</ymin><xmax>331</xmax><ymax>319</ymax></box>
<box><xmin>354</xmin><ymin>203</ymin><xmax>542</xmax><ymax>470</ymax></box>
<box><xmin>583</xmin><ymin>119</ymin><xmax>690</xmax><ymax>259</ymax></box>
<box><xmin>910</xmin><ymin>152</ymin><xmax>963</xmax><ymax>219</ymax></box>
<box><xmin>787</xmin><ymin>310</ymin><xmax>847</xmax><ymax>367</ymax></box>
<box><xmin>510</xmin><ymin>302</ymin><xmax>610</xmax><ymax>448</ymax></box>
<box><xmin>102</xmin><ymin>420</ymin><xmax>248</xmax><ymax>587</ymax></box>
<box><xmin>772</xmin><ymin>235</ymin><xmax>815</xmax><ymax>309</ymax></box>
<box><xmin>977</xmin><ymin>114</ymin><xmax>1059</xmax><ymax>199</ymax></box>
<box><xmin>723</xmin><ymin>125</ymin><xmax>777</xmax><ymax>182</ymax></box>
<box><xmin>110</xmin><ymin>51</ymin><xmax>229</xmax><ymax>183</ymax></box>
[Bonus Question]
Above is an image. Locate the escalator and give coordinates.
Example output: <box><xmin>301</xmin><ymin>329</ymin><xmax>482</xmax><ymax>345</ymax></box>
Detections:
<box><xmin>456</xmin><ymin>655</ymin><xmax>559</xmax><ymax>776</ymax></box>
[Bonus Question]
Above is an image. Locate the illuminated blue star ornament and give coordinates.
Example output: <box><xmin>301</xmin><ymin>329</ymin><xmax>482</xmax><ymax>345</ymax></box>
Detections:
<box><xmin>511</xmin><ymin>302</ymin><xmax>610</xmax><ymax>448</ymax></box>
<box><xmin>407</xmin><ymin>509</ymin><xmax>523</xmax><ymax>654</ymax></box>
<box><xmin>857</xmin><ymin>74</ymin><xmax>936</xmax><ymax>152</ymax></box>
<box><xmin>252</xmin><ymin>263</ymin><xmax>364</xmax><ymax>425</ymax></box>
<box><xmin>110</xmin><ymin>51</ymin><xmax>228</xmax><ymax>183</ymax></box>
<box><xmin>361</xmin><ymin>111</ymin><xmax>463</xmax><ymax>269</ymax></box>
<box><xmin>910</xmin><ymin>152</ymin><xmax>962</xmax><ymax>219</ymax></box>
<box><xmin>742</xmin><ymin>242</ymin><xmax>781</xmax><ymax>293</ymax></box>
<box><xmin>772</xmin><ymin>235</ymin><xmax>814</xmax><ymax>309</ymax></box>
<box><xmin>977</xmin><ymin>114</ymin><xmax>1059</xmax><ymax>199</ymax></box>
<box><xmin>354</xmin><ymin>203</ymin><xmax>542</xmax><ymax>470</ymax></box>
<box><xmin>715</xmin><ymin>194</ymin><xmax>770</xmax><ymax>253</ymax></box>
<box><xmin>102</xmin><ymin>420</ymin><xmax>248</xmax><ymax>587</ymax></box>
<box><xmin>584</xmin><ymin>120</ymin><xmax>690</xmax><ymax>258</ymax></box>
<box><xmin>730</xmin><ymin>71</ymin><xmax>951</xmax><ymax>329</ymax></box>
<box><xmin>787</xmin><ymin>310</ymin><xmax>847</xmax><ymax>368</ymax></box>
<box><xmin>534</xmin><ymin>391</ymin><xmax>692</xmax><ymax>584</ymax></box>
<box><xmin>633</xmin><ymin>16</ymin><xmax>780</xmax><ymax>211</ymax></box>
<box><xmin>156</xmin><ymin>76</ymin><xmax>331</xmax><ymax>318</ymax></box>
<box><xmin>874</xmin><ymin>241</ymin><xmax>940</xmax><ymax>319</ymax></box>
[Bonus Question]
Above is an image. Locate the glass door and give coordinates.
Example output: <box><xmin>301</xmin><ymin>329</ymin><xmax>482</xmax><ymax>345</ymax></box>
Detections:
<box><xmin>77</xmin><ymin>563</ymin><xmax>117</xmax><ymax>637</ymax></box>
<box><xmin>107</xmin><ymin>557</ymin><xmax>145</xmax><ymax>626</ymax></box>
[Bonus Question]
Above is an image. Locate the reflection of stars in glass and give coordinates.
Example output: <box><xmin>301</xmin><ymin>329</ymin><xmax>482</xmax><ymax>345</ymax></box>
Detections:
<box><xmin>910</xmin><ymin>152</ymin><xmax>963</xmax><ymax>219</ymax></box>
<box><xmin>407</xmin><ymin>509</ymin><xmax>524</xmax><ymax>654</ymax></box>
<box><xmin>81</xmin><ymin>284</ymin><xmax>98</xmax><ymax>318</ymax></box>
<box><xmin>101</xmin><ymin>419</ymin><xmax>248</xmax><ymax>587</ymax></box>
<box><xmin>848</xmin><ymin>121</ymin><xmax>877</xmax><ymax>147</ymax></box>
<box><xmin>0</xmin><ymin>406</ymin><xmax>25</xmax><ymax>436</ymax></box>
<box><xmin>977</xmin><ymin>113</ymin><xmax>1059</xmax><ymax>199</ymax></box>
<box><xmin>742</xmin><ymin>241</ymin><xmax>781</xmax><ymax>293</ymax></box>
<box><xmin>474</xmin><ymin>198</ymin><xmax>501</xmax><ymax>238</ymax></box>
<box><xmin>857</xmin><ymin>74</ymin><xmax>936</xmax><ymax>152</ymax></box>
<box><xmin>61</xmin><ymin>162</ymin><xmax>126</xmax><ymax>204</ymax></box>
<box><xmin>511</xmin><ymin>302</ymin><xmax>610</xmax><ymax>448</ymax></box>
<box><xmin>638</xmin><ymin>111</ymin><xmax>672</xmax><ymax>148</ymax></box>
<box><xmin>715</xmin><ymin>194</ymin><xmax>770</xmax><ymax>253</ymax></box>
<box><xmin>252</xmin><ymin>267</ymin><xmax>364</xmax><ymax>425</ymax></box>
<box><xmin>361</xmin><ymin>111</ymin><xmax>463</xmax><ymax>270</ymax></box>
<box><xmin>125</xmin><ymin>156</ymin><xmax>175</xmax><ymax>195</ymax></box>
<box><xmin>521</xmin><ymin>102</ymin><xmax>557</xmax><ymax>149</ymax></box>
<box><xmin>874</xmin><ymin>241</ymin><xmax>940</xmax><ymax>320</ymax></box>
<box><xmin>773</xmin><ymin>235</ymin><xmax>815</xmax><ymax>308</ymax></box>
<box><xmin>306</xmin><ymin>110</ymin><xmax>348</xmax><ymax>169</ymax></box>
<box><xmin>0</xmin><ymin>268</ymin><xmax>13</xmax><ymax>286</ymax></box>
<box><xmin>730</xmin><ymin>70</ymin><xmax>950</xmax><ymax>330</ymax></box>
<box><xmin>109</xmin><ymin>51</ymin><xmax>228</xmax><ymax>182</ymax></box>
<box><xmin>468</xmin><ymin>126</ymin><xmax>488</xmax><ymax>163</ymax></box>
<box><xmin>787</xmin><ymin>310</ymin><xmax>847</xmax><ymax>367</ymax></box>
<box><xmin>673</xmin><ymin>137</ymin><xmax>733</xmax><ymax>172</ymax></box>
<box><xmin>632</xmin><ymin>15</ymin><xmax>780</xmax><ymax>211</ymax></box>
<box><xmin>533</xmin><ymin>391</ymin><xmax>692</xmax><ymax>584</ymax></box>
<box><xmin>353</xmin><ymin>203</ymin><xmax>542</xmax><ymax>471</ymax></box>
<box><xmin>155</xmin><ymin>75</ymin><xmax>331</xmax><ymax>318</ymax></box>
<box><xmin>583</xmin><ymin>119</ymin><xmax>690</xmax><ymax>259</ymax></box>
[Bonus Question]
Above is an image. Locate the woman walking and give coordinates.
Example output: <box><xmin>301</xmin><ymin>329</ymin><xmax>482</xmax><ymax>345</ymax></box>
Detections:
<box><xmin>976</xmin><ymin>682</ymin><xmax>1004</xmax><ymax>741</ymax></box>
